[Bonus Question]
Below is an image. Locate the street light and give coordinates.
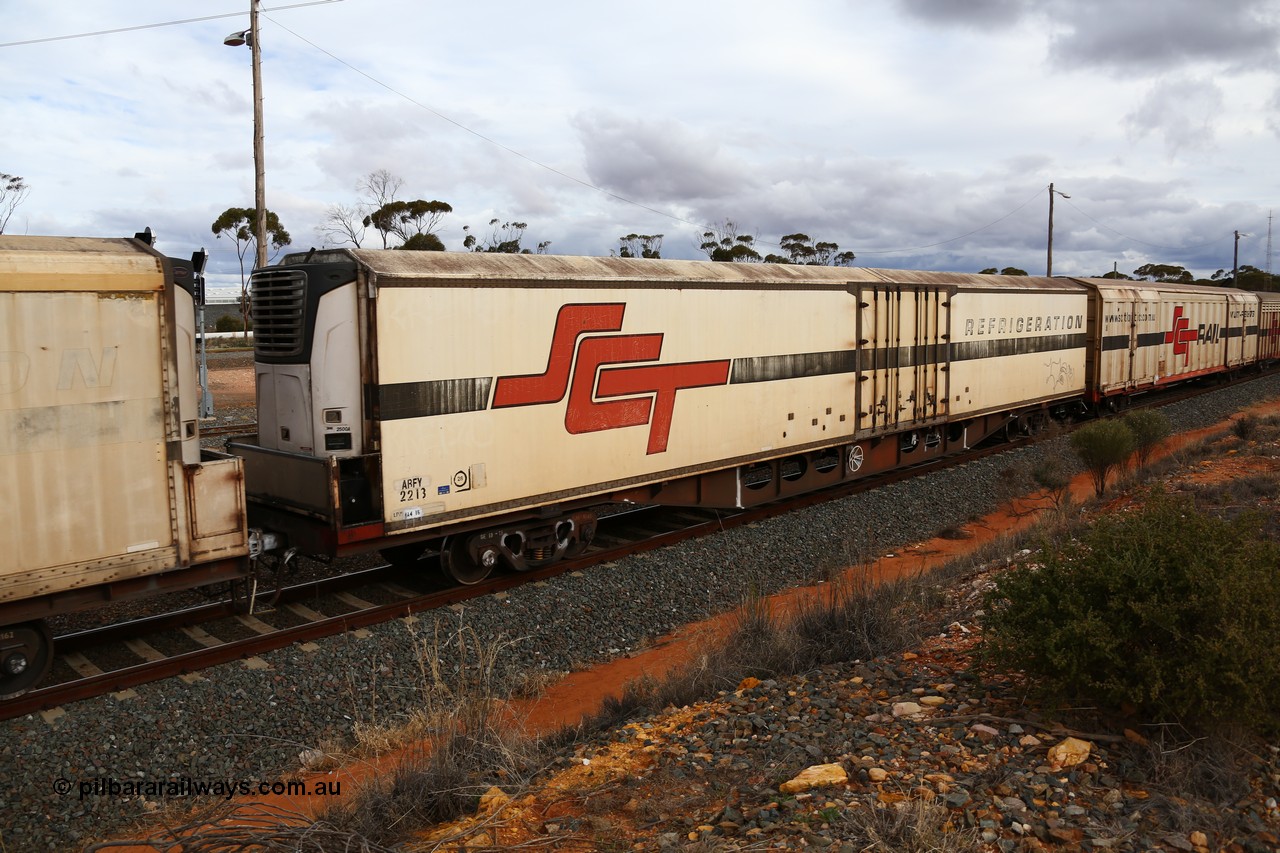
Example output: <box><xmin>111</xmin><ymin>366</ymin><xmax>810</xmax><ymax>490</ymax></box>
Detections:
<box><xmin>1233</xmin><ymin>230</ymin><xmax>1250</xmax><ymax>287</ymax></box>
<box><xmin>1046</xmin><ymin>182</ymin><xmax>1070</xmax><ymax>277</ymax></box>
<box><xmin>224</xmin><ymin>0</ymin><xmax>267</xmax><ymax>271</ymax></box>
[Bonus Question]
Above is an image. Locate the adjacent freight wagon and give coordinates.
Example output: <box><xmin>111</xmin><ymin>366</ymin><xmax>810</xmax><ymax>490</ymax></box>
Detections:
<box><xmin>1080</xmin><ymin>279</ymin><xmax>1259</xmax><ymax>402</ymax></box>
<box><xmin>230</xmin><ymin>253</ymin><xmax>1094</xmax><ymax>584</ymax></box>
<box><xmin>1257</xmin><ymin>291</ymin><xmax>1280</xmax><ymax>363</ymax></box>
<box><xmin>0</xmin><ymin>234</ymin><xmax>251</xmax><ymax>697</ymax></box>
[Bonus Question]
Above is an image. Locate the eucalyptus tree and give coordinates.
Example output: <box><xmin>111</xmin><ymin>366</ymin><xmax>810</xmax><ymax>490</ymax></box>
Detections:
<box><xmin>769</xmin><ymin>233</ymin><xmax>856</xmax><ymax>266</ymax></box>
<box><xmin>463</xmin><ymin>219</ymin><xmax>549</xmax><ymax>254</ymax></box>
<box><xmin>364</xmin><ymin>199</ymin><xmax>453</xmax><ymax>249</ymax></box>
<box><xmin>0</xmin><ymin>173</ymin><xmax>30</xmax><ymax>234</ymax></box>
<box><xmin>319</xmin><ymin>169</ymin><xmax>405</xmax><ymax>248</ymax></box>
<box><xmin>616</xmin><ymin>233</ymin><xmax>663</xmax><ymax>258</ymax></box>
<box><xmin>211</xmin><ymin>207</ymin><xmax>291</xmax><ymax>335</ymax></box>
<box><xmin>699</xmin><ymin>220</ymin><xmax>762</xmax><ymax>262</ymax></box>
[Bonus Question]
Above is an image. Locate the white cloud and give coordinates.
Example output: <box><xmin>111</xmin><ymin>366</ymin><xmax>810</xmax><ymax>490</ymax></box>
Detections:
<box><xmin>1124</xmin><ymin>77</ymin><xmax>1226</xmax><ymax>157</ymax></box>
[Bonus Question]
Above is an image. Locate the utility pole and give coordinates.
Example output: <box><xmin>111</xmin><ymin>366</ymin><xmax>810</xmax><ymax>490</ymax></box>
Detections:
<box><xmin>1266</xmin><ymin>210</ymin><xmax>1273</xmax><ymax>279</ymax></box>
<box><xmin>250</xmin><ymin>0</ymin><xmax>266</xmax><ymax>271</ymax></box>
<box><xmin>1046</xmin><ymin>182</ymin><xmax>1069</xmax><ymax>277</ymax></box>
<box><xmin>1234</xmin><ymin>230</ymin><xmax>1247</xmax><ymax>287</ymax></box>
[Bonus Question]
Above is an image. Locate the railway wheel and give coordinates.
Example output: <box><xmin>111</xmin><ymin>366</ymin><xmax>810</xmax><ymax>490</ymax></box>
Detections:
<box><xmin>380</xmin><ymin>542</ymin><xmax>426</xmax><ymax>569</ymax></box>
<box><xmin>0</xmin><ymin>620</ymin><xmax>53</xmax><ymax>699</ymax></box>
<box><xmin>440</xmin><ymin>535</ymin><xmax>497</xmax><ymax>586</ymax></box>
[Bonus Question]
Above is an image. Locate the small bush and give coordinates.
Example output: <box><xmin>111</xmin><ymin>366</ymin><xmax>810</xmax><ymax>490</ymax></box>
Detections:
<box><xmin>994</xmin><ymin>464</ymin><xmax>1034</xmax><ymax>512</ymax></box>
<box><xmin>835</xmin><ymin>796</ymin><xmax>982</xmax><ymax>852</ymax></box>
<box><xmin>214</xmin><ymin>313</ymin><xmax>245</xmax><ymax>332</ymax></box>
<box><xmin>1121</xmin><ymin>408</ymin><xmax>1172</xmax><ymax>467</ymax></box>
<box><xmin>1231</xmin><ymin>413</ymin><xmax>1258</xmax><ymax>441</ymax></box>
<box><xmin>981</xmin><ymin>488</ymin><xmax>1280</xmax><ymax>733</ymax></box>
<box><xmin>1031</xmin><ymin>455</ymin><xmax>1073</xmax><ymax>508</ymax></box>
<box><xmin>1071</xmin><ymin>419</ymin><xmax>1135</xmax><ymax>496</ymax></box>
<box><xmin>326</xmin><ymin>623</ymin><xmax>542</xmax><ymax>843</ymax></box>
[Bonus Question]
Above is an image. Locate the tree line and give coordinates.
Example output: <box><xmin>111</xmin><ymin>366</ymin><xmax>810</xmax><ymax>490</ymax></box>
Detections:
<box><xmin>979</xmin><ymin>261</ymin><xmax>1280</xmax><ymax>290</ymax></box>
<box><xmin>5</xmin><ymin>168</ymin><xmax>1273</xmax><ymax>292</ymax></box>
<box><xmin>309</xmin><ymin>171</ymin><xmax>859</xmax><ymax>266</ymax></box>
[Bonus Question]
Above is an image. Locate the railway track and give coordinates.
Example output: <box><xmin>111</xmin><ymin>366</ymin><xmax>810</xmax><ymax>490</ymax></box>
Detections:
<box><xmin>6</xmin><ymin>369</ymin><xmax>1271</xmax><ymax>721</ymax></box>
<box><xmin>200</xmin><ymin>421</ymin><xmax>257</xmax><ymax>439</ymax></box>
<box><xmin>1</xmin><ymin>437</ymin><xmax>1017</xmax><ymax>721</ymax></box>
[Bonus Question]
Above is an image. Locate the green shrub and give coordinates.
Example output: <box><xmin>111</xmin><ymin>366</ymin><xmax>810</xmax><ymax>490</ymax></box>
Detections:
<box><xmin>1031</xmin><ymin>455</ymin><xmax>1073</xmax><ymax>508</ymax></box>
<box><xmin>1070</xmin><ymin>419</ymin><xmax>1135</xmax><ymax>496</ymax></box>
<box><xmin>1121</xmin><ymin>408</ymin><xmax>1171</xmax><ymax>467</ymax></box>
<box><xmin>214</xmin><ymin>313</ymin><xmax>245</xmax><ymax>332</ymax></box>
<box><xmin>981</xmin><ymin>489</ymin><xmax>1280</xmax><ymax>733</ymax></box>
<box><xmin>1231</xmin><ymin>413</ymin><xmax>1258</xmax><ymax>441</ymax></box>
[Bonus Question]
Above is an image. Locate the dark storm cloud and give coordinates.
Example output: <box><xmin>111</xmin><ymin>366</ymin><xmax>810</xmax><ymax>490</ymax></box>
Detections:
<box><xmin>663</xmin><ymin>156</ymin><xmax>1253</xmax><ymax>279</ymax></box>
<box><xmin>895</xmin><ymin>0</ymin><xmax>1280</xmax><ymax>72</ymax></box>
<box><xmin>1045</xmin><ymin>0</ymin><xmax>1280</xmax><ymax>72</ymax></box>
<box><xmin>1268</xmin><ymin>85</ymin><xmax>1280</xmax><ymax>136</ymax></box>
<box><xmin>895</xmin><ymin>0</ymin><xmax>1031</xmax><ymax>29</ymax></box>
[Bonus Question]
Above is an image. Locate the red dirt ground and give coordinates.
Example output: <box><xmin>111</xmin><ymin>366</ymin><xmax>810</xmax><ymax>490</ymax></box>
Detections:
<box><xmin>205</xmin><ymin>361</ymin><xmax>255</xmax><ymax>406</ymax></box>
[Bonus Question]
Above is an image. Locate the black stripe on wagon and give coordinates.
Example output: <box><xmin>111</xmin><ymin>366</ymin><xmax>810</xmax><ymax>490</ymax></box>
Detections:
<box><xmin>950</xmin><ymin>332</ymin><xmax>1086</xmax><ymax>362</ymax></box>
<box><xmin>381</xmin><ymin>377</ymin><xmax>493</xmax><ymax>420</ymax></box>
<box><xmin>1102</xmin><ymin>334</ymin><xmax>1129</xmax><ymax>352</ymax></box>
<box><xmin>1136</xmin><ymin>332</ymin><xmax>1166</xmax><ymax>348</ymax></box>
<box><xmin>1103</xmin><ymin>332</ymin><xmax>1169</xmax><ymax>351</ymax></box>
<box><xmin>730</xmin><ymin>350</ymin><xmax>858</xmax><ymax>384</ymax></box>
<box><xmin>862</xmin><ymin>343</ymin><xmax>949</xmax><ymax>371</ymax></box>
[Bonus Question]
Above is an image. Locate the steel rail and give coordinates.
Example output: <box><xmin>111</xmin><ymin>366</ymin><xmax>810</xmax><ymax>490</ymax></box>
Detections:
<box><xmin>200</xmin><ymin>422</ymin><xmax>258</xmax><ymax>438</ymax></box>
<box><xmin>5</xmin><ymin>369</ymin><xmax>1273</xmax><ymax>720</ymax></box>
<box><xmin>0</xmin><ymin>439</ymin><xmax>1014</xmax><ymax>720</ymax></box>
<box><xmin>51</xmin><ymin>564</ymin><xmax>410</xmax><ymax>654</ymax></box>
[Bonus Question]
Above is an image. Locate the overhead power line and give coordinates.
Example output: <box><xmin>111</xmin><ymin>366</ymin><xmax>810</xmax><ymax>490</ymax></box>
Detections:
<box><xmin>852</xmin><ymin>187</ymin><xmax>1045</xmax><ymax>255</ymax></box>
<box><xmin>265</xmin><ymin>13</ymin><xmax>1048</xmax><ymax>255</ymax></box>
<box><xmin>0</xmin><ymin>2</ymin><xmax>343</xmax><ymax>49</ymax></box>
<box><xmin>1057</xmin><ymin>196</ymin><xmax>1225</xmax><ymax>254</ymax></box>
<box><xmin>263</xmin><ymin>24</ymin><xmax>1228</xmax><ymax>263</ymax></box>
<box><xmin>264</xmin><ymin>13</ymin><xmax>713</xmax><ymax>236</ymax></box>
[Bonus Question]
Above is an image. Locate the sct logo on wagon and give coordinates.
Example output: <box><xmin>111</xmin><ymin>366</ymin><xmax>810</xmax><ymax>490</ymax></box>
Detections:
<box><xmin>491</xmin><ymin>303</ymin><xmax>731</xmax><ymax>454</ymax></box>
<box><xmin>1164</xmin><ymin>305</ymin><xmax>1222</xmax><ymax>366</ymax></box>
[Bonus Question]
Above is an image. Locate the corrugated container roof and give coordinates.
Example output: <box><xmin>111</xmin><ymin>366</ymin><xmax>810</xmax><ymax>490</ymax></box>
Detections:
<box><xmin>0</xmin><ymin>235</ymin><xmax>163</xmax><ymax>292</ymax></box>
<box><xmin>1073</xmin><ymin>277</ymin><xmax>1251</xmax><ymax>298</ymax></box>
<box><xmin>281</xmin><ymin>249</ymin><xmax>1084</xmax><ymax>292</ymax></box>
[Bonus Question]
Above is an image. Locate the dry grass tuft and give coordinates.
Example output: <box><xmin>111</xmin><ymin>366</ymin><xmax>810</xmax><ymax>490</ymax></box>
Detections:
<box><xmin>837</xmin><ymin>797</ymin><xmax>983</xmax><ymax>852</ymax></box>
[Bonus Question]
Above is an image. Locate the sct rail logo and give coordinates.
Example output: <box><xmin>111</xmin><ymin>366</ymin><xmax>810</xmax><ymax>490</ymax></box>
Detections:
<box><xmin>1164</xmin><ymin>305</ymin><xmax>1222</xmax><ymax>366</ymax></box>
<box><xmin>492</xmin><ymin>303</ymin><xmax>731</xmax><ymax>454</ymax></box>
<box><xmin>1164</xmin><ymin>306</ymin><xmax>1197</xmax><ymax>365</ymax></box>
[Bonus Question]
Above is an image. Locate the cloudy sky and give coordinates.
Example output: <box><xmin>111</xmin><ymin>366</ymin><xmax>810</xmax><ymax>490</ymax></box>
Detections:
<box><xmin>3</xmin><ymin>0</ymin><xmax>1278</xmax><ymax>295</ymax></box>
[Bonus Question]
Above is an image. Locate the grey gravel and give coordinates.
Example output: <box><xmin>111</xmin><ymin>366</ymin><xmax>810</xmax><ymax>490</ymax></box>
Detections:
<box><xmin>1</xmin><ymin>374</ymin><xmax>1277</xmax><ymax>852</ymax></box>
